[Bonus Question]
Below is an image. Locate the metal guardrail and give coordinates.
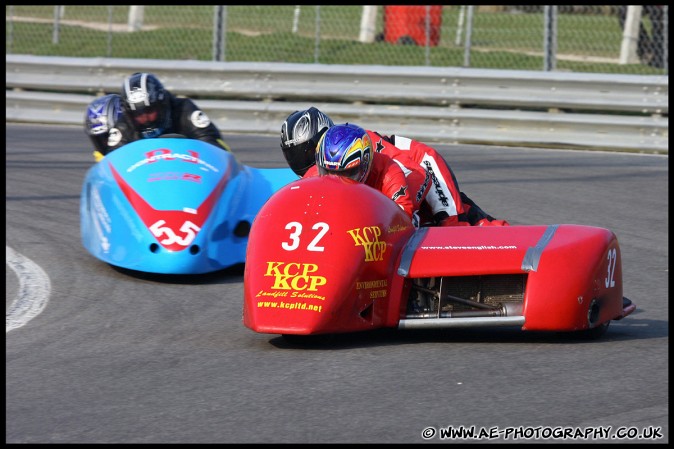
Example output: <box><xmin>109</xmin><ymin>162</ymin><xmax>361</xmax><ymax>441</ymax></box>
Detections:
<box><xmin>5</xmin><ymin>55</ymin><xmax>669</xmax><ymax>153</ymax></box>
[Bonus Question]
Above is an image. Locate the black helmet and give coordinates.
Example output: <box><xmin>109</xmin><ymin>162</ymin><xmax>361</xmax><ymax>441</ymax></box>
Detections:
<box><xmin>84</xmin><ymin>93</ymin><xmax>122</xmax><ymax>151</ymax></box>
<box><xmin>280</xmin><ymin>107</ymin><xmax>334</xmax><ymax>177</ymax></box>
<box><xmin>121</xmin><ymin>72</ymin><xmax>171</xmax><ymax>138</ymax></box>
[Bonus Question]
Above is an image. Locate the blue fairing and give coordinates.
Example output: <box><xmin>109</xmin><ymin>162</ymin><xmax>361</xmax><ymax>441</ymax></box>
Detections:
<box><xmin>80</xmin><ymin>138</ymin><xmax>297</xmax><ymax>274</ymax></box>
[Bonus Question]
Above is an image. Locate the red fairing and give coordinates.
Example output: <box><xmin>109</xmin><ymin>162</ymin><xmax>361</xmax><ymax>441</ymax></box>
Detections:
<box><xmin>243</xmin><ymin>175</ymin><xmax>415</xmax><ymax>335</ymax></box>
<box><xmin>398</xmin><ymin>224</ymin><xmax>624</xmax><ymax>332</ymax></box>
<box><xmin>243</xmin><ymin>174</ymin><xmax>630</xmax><ymax>337</ymax></box>
<box><xmin>521</xmin><ymin>225</ymin><xmax>623</xmax><ymax>331</ymax></box>
<box><xmin>400</xmin><ymin>226</ymin><xmax>544</xmax><ymax>277</ymax></box>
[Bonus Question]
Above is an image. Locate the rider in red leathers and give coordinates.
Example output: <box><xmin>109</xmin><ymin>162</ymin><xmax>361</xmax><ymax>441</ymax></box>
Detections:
<box><xmin>305</xmin><ymin>123</ymin><xmax>418</xmax><ymax>223</ymax></box>
<box><xmin>280</xmin><ymin>107</ymin><xmax>509</xmax><ymax>227</ymax></box>
<box><xmin>370</xmin><ymin>131</ymin><xmax>508</xmax><ymax>226</ymax></box>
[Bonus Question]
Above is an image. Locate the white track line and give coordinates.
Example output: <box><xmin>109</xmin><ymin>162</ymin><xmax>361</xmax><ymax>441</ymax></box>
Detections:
<box><xmin>6</xmin><ymin>246</ymin><xmax>51</xmax><ymax>333</ymax></box>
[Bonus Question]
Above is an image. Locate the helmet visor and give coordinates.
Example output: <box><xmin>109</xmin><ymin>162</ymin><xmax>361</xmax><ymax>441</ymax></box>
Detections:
<box><xmin>89</xmin><ymin>133</ymin><xmax>110</xmax><ymax>153</ymax></box>
<box><xmin>317</xmin><ymin>164</ymin><xmax>365</xmax><ymax>182</ymax></box>
<box><xmin>282</xmin><ymin>138</ymin><xmax>320</xmax><ymax>176</ymax></box>
<box><xmin>130</xmin><ymin>104</ymin><xmax>160</xmax><ymax>126</ymax></box>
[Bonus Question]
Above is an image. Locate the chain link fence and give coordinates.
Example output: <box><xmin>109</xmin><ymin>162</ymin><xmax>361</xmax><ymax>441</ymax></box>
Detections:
<box><xmin>5</xmin><ymin>5</ymin><xmax>668</xmax><ymax>75</ymax></box>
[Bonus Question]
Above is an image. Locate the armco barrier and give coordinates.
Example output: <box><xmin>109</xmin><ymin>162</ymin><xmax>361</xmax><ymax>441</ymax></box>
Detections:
<box><xmin>5</xmin><ymin>55</ymin><xmax>668</xmax><ymax>153</ymax></box>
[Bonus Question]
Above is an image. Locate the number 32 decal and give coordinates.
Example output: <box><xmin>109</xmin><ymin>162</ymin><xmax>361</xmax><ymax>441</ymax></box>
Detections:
<box><xmin>605</xmin><ymin>248</ymin><xmax>617</xmax><ymax>288</ymax></box>
<box><xmin>282</xmin><ymin>222</ymin><xmax>329</xmax><ymax>252</ymax></box>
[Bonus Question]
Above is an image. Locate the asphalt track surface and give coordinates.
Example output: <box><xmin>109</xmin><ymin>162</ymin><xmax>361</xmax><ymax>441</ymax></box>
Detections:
<box><xmin>6</xmin><ymin>124</ymin><xmax>668</xmax><ymax>443</ymax></box>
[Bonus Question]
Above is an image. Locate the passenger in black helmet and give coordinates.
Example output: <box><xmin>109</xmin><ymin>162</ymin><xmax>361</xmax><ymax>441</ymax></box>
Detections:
<box><xmin>83</xmin><ymin>72</ymin><xmax>231</xmax><ymax>159</ymax></box>
<box><xmin>122</xmin><ymin>72</ymin><xmax>172</xmax><ymax>140</ymax></box>
<box><xmin>280</xmin><ymin>107</ymin><xmax>334</xmax><ymax>177</ymax></box>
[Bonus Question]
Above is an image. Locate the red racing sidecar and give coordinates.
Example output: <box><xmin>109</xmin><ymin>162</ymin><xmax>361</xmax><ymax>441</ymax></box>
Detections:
<box><xmin>243</xmin><ymin>176</ymin><xmax>636</xmax><ymax>340</ymax></box>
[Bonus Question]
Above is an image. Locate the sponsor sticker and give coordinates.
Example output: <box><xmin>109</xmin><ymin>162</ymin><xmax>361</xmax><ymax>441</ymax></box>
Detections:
<box><xmin>107</xmin><ymin>128</ymin><xmax>122</xmax><ymax>147</ymax></box>
<box><xmin>190</xmin><ymin>110</ymin><xmax>211</xmax><ymax>128</ymax></box>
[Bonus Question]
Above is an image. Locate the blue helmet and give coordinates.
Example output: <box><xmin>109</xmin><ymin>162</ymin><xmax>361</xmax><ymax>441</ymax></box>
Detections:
<box><xmin>315</xmin><ymin>123</ymin><xmax>373</xmax><ymax>183</ymax></box>
<box><xmin>121</xmin><ymin>72</ymin><xmax>171</xmax><ymax>138</ymax></box>
<box><xmin>84</xmin><ymin>94</ymin><xmax>123</xmax><ymax>151</ymax></box>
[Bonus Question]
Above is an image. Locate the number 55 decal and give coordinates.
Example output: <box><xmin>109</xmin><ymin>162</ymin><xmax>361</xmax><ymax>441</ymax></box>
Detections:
<box><xmin>281</xmin><ymin>222</ymin><xmax>329</xmax><ymax>252</ymax></box>
<box><xmin>150</xmin><ymin>220</ymin><xmax>201</xmax><ymax>246</ymax></box>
